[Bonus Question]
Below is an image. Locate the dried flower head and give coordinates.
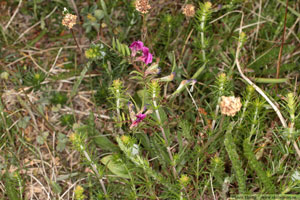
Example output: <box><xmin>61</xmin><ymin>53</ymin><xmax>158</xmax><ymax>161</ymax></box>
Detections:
<box><xmin>220</xmin><ymin>96</ymin><xmax>242</xmax><ymax>116</ymax></box>
<box><xmin>135</xmin><ymin>0</ymin><xmax>151</xmax><ymax>14</ymax></box>
<box><xmin>145</xmin><ymin>62</ymin><xmax>161</xmax><ymax>76</ymax></box>
<box><xmin>182</xmin><ymin>4</ymin><xmax>195</xmax><ymax>17</ymax></box>
<box><xmin>62</xmin><ymin>13</ymin><xmax>77</xmax><ymax>29</ymax></box>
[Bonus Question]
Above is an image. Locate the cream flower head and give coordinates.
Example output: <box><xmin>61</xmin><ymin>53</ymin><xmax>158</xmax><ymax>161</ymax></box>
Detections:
<box><xmin>182</xmin><ymin>4</ymin><xmax>195</xmax><ymax>17</ymax></box>
<box><xmin>62</xmin><ymin>13</ymin><xmax>77</xmax><ymax>29</ymax></box>
<box><xmin>220</xmin><ymin>96</ymin><xmax>242</xmax><ymax>116</ymax></box>
<box><xmin>135</xmin><ymin>0</ymin><xmax>151</xmax><ymax>14</ymax></box>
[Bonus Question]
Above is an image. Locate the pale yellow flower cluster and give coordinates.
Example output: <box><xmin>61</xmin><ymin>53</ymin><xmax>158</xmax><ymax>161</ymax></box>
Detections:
<box><xmin>135</xmin><ymin>0</ymin><xmax>151</xmax><ymax>14</ymax></box>
<box><xmin>62</xmin><ymin>13</ymin><xmax>77</xmax><ymax>29</ymax></box>
<box><xmin>220</xmin><ymin>96</ymin><xmax>242</xmax><ymax>116</ymax></box>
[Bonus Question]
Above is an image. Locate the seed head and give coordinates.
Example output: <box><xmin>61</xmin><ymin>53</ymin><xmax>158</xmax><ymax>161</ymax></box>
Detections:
<box><xmin>182</xmin><ymin>4</ymin><xmax>195</xmax><ymax>17</ymax></box>
<box><xmin>220</xmin><ymin>96</ymin><xmax>242</xmax><ymax>116</ymax></box>
<box><xmin>135</xmin><ymin>0</ymin><xmax>151</xmax><ymax>14</ymax></box>
<box><xmin>62</xmin><ymin>13</ymin><xmax>77</xmax><ymax>29</ymax></box>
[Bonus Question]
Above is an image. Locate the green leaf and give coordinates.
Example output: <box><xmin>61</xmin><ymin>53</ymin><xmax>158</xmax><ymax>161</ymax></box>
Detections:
<box><xmin>125</xmin><ymin>45</ymin><xmax>131</xmax><ymax>56</ymax></box>
<box><xmin>56</xmin><ymin>133</ymin><xmax>67</xmax><ymax>152</ymax></box>
<box><xmin>18</xmin><ymin>116</ymin><xmax>31</xmax><ymax>129</ymax></box>
<box><xmin>101</xmin><ymin>155</ymin><xmax>130</xmax><ymax>179</ymax></box>
<box><xmin>70</xmin><ymin>62</ymin><xmax>91</xmax><ymax>100</ymax></box>
<box><xmin>254</xmin><ymin>78</ymin><xmax>288</xmax><ymax>84</ymax></box>
<box><xmin>117</xmin><ymin>40</ymin><xmax>121</xmax><ymax>53</ymax></box>
<box><xmin>4</xmin><ymin>173</ymin><xmax>20</xmax><ymax>200</ymax></box>
<box><xmin>94</xmin><ymin>136</ymin><xmax>119</xmax><ymax>152</ymax></box>
<box><xmin>94</xmin><ymin>9</ymin><xmax>104</xmax><ymax>20</ymax></box>
<box><xmin>37</xmin><ymin>132</ymin><xmax>49</xmax><ymax>145</ymax></box>
<box><xmin>112</xmin><ymin>38</ymin><xmax>116</xmax><ymax>49</ymax></box>
<box><xmin>100</xmin><ymin>0</ymin><xmax>108</xmax><ymax>15</ymax></box>
<box><xmin>121</xmin><ymin>44</ymin><xmax>126</xmax><ymax>56</ymax></box>
<box><xmin>56</xmin><ymin>173</ymin><xmax>79</xmax><ymax>181</ymax></box>
<box><xmin>50</xmin><ymin>181</ymin><xmax>62</xmax><ymax>194</ymax></box>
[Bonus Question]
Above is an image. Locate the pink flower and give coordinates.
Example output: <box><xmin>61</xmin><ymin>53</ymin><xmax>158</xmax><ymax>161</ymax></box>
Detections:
<box><xmin>128</xmin><ymin>102</ymin><xmax>152</xmax><ymax>129</ymax></box>
<box><xmin>129</xmin><ymin>41</ymin><xmax>153</xmax><ymax>65</ymax></box>
<box><xmin>137</xmin><ymin>47</ymin><xmax>152</xmax><ymax>64</ymax></box>
<box><xmin>130</xmin><ymin>113</ymin><xmax>147</xmax><ymax>129</ymax></box>
<box><xmin>129</xmin><ymin>41</ymin><xmax>144</xmax><ymax>57</ymax></box>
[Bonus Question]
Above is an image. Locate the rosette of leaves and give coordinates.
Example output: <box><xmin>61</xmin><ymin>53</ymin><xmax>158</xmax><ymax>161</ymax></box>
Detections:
<box><xmin>81</xmin><ymin>5</ymin><xmax>104</xmax><ymax>33</ymax></box>
<box><xmin>24</xmin><ymin>71</ymin><xmax>46</xmax><ymax>90</ymax></box>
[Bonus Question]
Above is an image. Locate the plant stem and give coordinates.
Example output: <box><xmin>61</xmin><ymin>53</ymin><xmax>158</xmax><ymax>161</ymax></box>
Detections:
<box><xmin>80</xmin><ymin>145</ymin><xmax>108</xmax><ymax>197</ymax></box>
<box><xmin>116</xmin><ymin>89</ymin><xmax>121</xmax><ymax>123</ymax></box>
<box><xmin>276</xmin><ymin>0</ymin><xmax>289</xmax><ymax>78</ymax></box>
<box><xmin>152</xmin><ymin>95</ymin><xmax>177</xmax><ymax>178</ymax></box>
<box><xmin>211</xmin><ymin>80</ymin><xmax>224</xmax><ymax>130</ymax></box>
<box><xmin>71</xmin><ymin>28</ymin><xmax>82</xmax><ymax>53</ymax></box>
<box><xmin>200</xmin><ymin>13</ymin><xmax>206</xmax><ymax>62</ymax></box>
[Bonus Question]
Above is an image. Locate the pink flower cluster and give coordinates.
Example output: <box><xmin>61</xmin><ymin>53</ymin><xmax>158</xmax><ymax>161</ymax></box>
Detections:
<box><xmin>129</xmin><ymin>41</ymin><xmax>153</xmax><ymax>65</ymax></box>
<box><xmin>128</xmin><ymin>102</ymin><xmax>152</xmax><ymax>129</ymax></box>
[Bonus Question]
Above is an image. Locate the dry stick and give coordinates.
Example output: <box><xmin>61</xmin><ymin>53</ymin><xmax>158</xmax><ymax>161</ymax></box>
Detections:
<box><xmin>4</xmin><ymin>0</ymin><xmax>22</xmax><ymax>30</ymax></box>
<box><xmin>235</xmin><ymin>13</ymin><xmax>300</xmax><ymax>159</ymax></box>
<box><xmin>69</xmin><ymin>0</ymin><xmax>80</xmax><ymax>19</ymax></box>
<box><xmin>255</xmin><ymin>0</ymin><xmax>262</xmax><ymax>43</ymax></box>
<box><xmin>80</xmin><ymin>145</ymin><xmax>107</xmax><ymax>196</ymax></box>
<box><xmin>236</xmin><ymin>13</ymin><xmax>287</xmax><ymax>127</ymax></box>
<box><xmin>185</xmin><ymin>86</ymin><xmax>205</xmax><ymax>127</ymax></box>
<box><xmin>276</xmin><ymin>0</ymin><xmax>289</xmax><ymax>79</ymax></box>
<box><xmin>181</xmin><ymin>29</ymin><xmax>194</xmax><ymax>57</ymax></box>
<box><xmin>13</xmin><ymin>6</ymin><xmax>57</xmax><ymax>45</ymax></box>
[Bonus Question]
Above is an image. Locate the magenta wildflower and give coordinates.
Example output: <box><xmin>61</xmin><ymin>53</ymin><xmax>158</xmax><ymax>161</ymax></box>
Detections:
<box><xmin>129</xmin><ymin>41</ymin><xmax>153</xmax><ymax>65</ymax></box>
<box><xmin>129</xmin><ymin>41</ymin><xmax>144</xmax><ymax>57</ymax></box>
<box><xmin>130</xmin><ymin>113</ymin><xmax>147</xmax><ymax>129</ymax></box>
<box><xmin>128</xmin><ymin>102</ymin><xmax>152</xmax><ymax>129</ymax></box>
<box><xmin>139</xmin><ymin>47</ymin><xmax>153</xmax><ymax>64</ymax></box>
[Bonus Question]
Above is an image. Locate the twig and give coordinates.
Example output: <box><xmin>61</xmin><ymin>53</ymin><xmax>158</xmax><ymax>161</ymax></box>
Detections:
<box><xmin>235</xmin><ymin>12</ymin><xmax>300</xmax><ymax>159</ymax></box>
<box><xmin>48</xmin><ymin>48</ymin><xmax>63</xmax><ymax>76</ymax></box>
<box><xmin>4</xmin><ymin>0</ymin><xmax>22</xmax><ymax>30</ymax></box>
<box><xmin>185</xmin><ymin>86</ymin><xmax>205</xmax><ymax>127</ymax></box>
<box><xmin>80</xmin><ymin>145</ymin><xmax>107</xmax><ymax>196</ymax></box>
<box><xmin>61</xmin><ymin>107</ymin><xmax>110</xmax><ymax>120</ymax></box>
<box><xmin>13</xmin><ymin>6</ymin><xmax>57</xmax><ymax>45</ymax></box>
<box><xmin>235</xmin><ymin>13</ymin><xmax>287</xmax><ymax>128</ymax></box>
<box><xmin>25</xmin><ymin>52</ymin><xmax>48</xmax><ymax>73</ymax></box>
<box><xmin>181</xmin><ymin>29</ymin><xmax>194</xmax><ymax>56</ymax></box>
<box><xmin>68</xmin><ymin>0</ymin><xmax>80</xmax><ymax>19</ymax></box>
<box><xmin>255</xmin><ymin>0</ymin><xmax>262</xmax><ymax>43</ymax></box>
<box><xmin>276</xmin><ymin>0</ymin><xmax>289</xmax><ymax>78</ymax></box>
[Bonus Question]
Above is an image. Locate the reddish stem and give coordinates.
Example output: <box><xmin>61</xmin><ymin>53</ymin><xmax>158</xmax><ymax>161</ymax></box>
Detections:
<box><xmin>276</xmin><ymin>0</ymin><xmax>289</xmax><ymax>79</ymax></box>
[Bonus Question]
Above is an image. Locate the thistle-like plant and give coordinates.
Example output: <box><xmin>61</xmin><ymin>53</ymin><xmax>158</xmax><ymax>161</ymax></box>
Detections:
<box><xmin>109</xmin><ymin>79</ymin><xmax>126</xmax><ymax>127</ymax></box>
